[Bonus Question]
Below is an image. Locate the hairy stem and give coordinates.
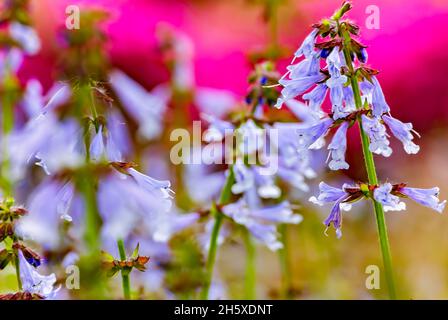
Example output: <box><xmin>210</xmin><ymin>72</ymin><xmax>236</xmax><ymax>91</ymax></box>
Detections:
<box><xmin>341</xmin><ymin>29</ymin><xmax>397</xmax><ymax>299</ymax></box>
<box><xmin>117</xmin><ymin>239</ymin><xmax>131</xmax><ymax>300</ymax></box>
<box><xmin>200</xmin><ymin>166</ymin><xmax>235</xmax><ymax>300</ymax></box>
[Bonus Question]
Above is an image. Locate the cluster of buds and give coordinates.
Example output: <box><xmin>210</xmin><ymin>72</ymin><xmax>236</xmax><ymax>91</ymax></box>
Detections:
<box><xmin>0</xmin><ymin>197</ymin><xmax>42</xmax><ymax>271</ymax></box>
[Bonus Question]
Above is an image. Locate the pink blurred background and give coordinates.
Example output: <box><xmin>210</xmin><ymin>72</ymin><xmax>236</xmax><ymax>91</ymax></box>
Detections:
<box><xmin>14</xmin><ymin>0</ymin><xmax>448</xmax><ymax>299</ymax></box>
<box><xmin>26</xmin><ymin>0</ymin><xmax>448</xmax><ymax>130</ymax></box>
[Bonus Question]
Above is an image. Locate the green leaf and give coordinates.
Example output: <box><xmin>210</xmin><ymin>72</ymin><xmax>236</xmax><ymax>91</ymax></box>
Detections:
<box><xmin>131</xmin><ymin>243</ymin><xmax>140</xmax><ymax>259</ymax></box>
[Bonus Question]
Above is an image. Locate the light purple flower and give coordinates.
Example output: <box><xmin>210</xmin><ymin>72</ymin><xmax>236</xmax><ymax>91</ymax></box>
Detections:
<box><xmin>323</xmin><ymin>197</ymin><xmax>344</xmax><ymax>239</ymax></box>
<box><xmin>399</xmin><ymin>187</ymin><xmax>446</xmax><ymax>213</ymax></box>
<box><xmin>382</xmin><ymin>115</ymin><xmax>420</xmax><ymax>154</ymax></box>
<box><xmin>9</xmin><ymin>22</ymin><xmax>41</xmax><ymax>55</ymax></box>
<box><xmin>327</xmin><ymin>122</ymin><xmax>349</xmax><ymax>170</ymax></box>
<box><xmin>294</xmin><ymin>29</ymin><xmax>318</xmax><ymax>59</ymax></box>
<box><xmin>202</xmin><ymin>113</ymin><xmax>234</xmax><ymax>142</ymax></box>
<box><xmin>361</xmin><ymin>114</ymin><xmax>392</xmax><ymax>157</ymax></box>
<box><xmin>309</xmin><ymin>181</ymin><xmax>349</xmax><ymax>206</ymax></box>
<box><xmin>222</xmin><ymin>199</ymin><xmax>301</xmax><ymax>251</ymax></box>
<box><xmin>21</xmin><ymin>79</ymin><xmax>44</xmax><ymax>118</ymax></box>
<box><xmin>231</xmin><ymin>160</ymin><xmax>255</xmax><ymax>195</ymax></box>
<box><xmin>370</xmin><ymin>76</ymin><xmax>390</xmax><ymax>117</ymax></box>
<box><xmin>90</xmin><ymin>126</ymin><xmax>106</xmax><ymax>161</ymax></box>
<box><xmin>373</xmin><ymin>183</ymin><xmax>406</xmax><ymax>212</ymax></box>
<box><xmin>110</xmin><ymin>70</ymin><xmax>168</xmax><ymax>140</ymax></box>
<box><xmin>296</xmin><ymin>117</ymin><xmax>334</xmax><ymax>149</ymax></box>
<box><xmin>277</xmin><ymin>73</ymin><xmax>325</xmax><ymax>107</ymax></box>
<box><xmin>19</xmin><ymin>251</ymin><xmax>58</xmax><ymax>299</ymax></box>
<box><xmin>309</xmin><ymin>182</ymin><xmax>362</xmax><ymax>238</ymax></box>
<box><xmin>302</xmin><ymin>83</ymin><xmax>328</xmax><ymax>117</ymax></box>
<box><xmin>326</xmin><ymin>49</ymin><xmax>349</xmax><ymax>120</ymax></box>
<box><xmin>127</xmin><ymin>168</ymin><xmax>174</xmax><ymax>200</ymax></box>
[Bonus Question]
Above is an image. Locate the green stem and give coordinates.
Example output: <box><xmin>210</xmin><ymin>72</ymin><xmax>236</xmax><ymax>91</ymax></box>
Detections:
<box><xmin>341</xmin><ymin>28</ymin><xmax>397</xmax><ymax>299</ymax></box>
<box><xmin>117</xmin><ymin>239</ymin><xmax>131</xmax><ymax>300</ymax></box>
<box><xmin>14</xmin><ymin>255</ymin><xmax>22</xmax><ymax>291</ymax></box>
<box><xmin>279</xmin><ymin>224</ymin><xmax>292</xmax><ymax>299</ymax></box>
<box><xmin>0</xmin><ymin>67</ymin><xmax>17</xmax><ymax>197</ymax></box>
<box><xmin>200</xmin><ymin>166</ymin><xmax>235</xmax><ymax>300</ymax></box>
<box><xmin>243</xmin><ymin>229</ymin><xmax>256</xmax><ymax>299</ymax></box>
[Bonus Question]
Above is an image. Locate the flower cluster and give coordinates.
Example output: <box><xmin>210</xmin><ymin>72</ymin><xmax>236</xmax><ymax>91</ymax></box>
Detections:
<box><xmin>198</xmin><ymin>62</ymin><xmax>320</xmax><ymax>251</ymax></box>
<box><xmin>310</xmin><ymin>182</ymin><xmax>446</xmax><ymax>238</ymax></box>
<box><xmin>275</xmin><ymin>2</ymin><xmax>445</xmax><ymax>238</ymax></box>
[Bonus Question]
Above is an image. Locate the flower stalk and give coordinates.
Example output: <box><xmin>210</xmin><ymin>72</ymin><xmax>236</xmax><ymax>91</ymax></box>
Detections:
<box><xmin>200</xmin><ymin>166</ymin><xmax>235</xmax><ymax>300</ymax></box>
<box><xmin>243</xmin><ymin>228</ymin><xmax>256</xmax><ymax>299</ymax></box>
<box><xmin>117</xmin><ymin>239</ymin><xmax>131</xmax><ymax>300</ymax></box>
<box><xmin>340</xmin><ymin>26</ymin><xmax>397</xmax><ymax>299</ymax></box>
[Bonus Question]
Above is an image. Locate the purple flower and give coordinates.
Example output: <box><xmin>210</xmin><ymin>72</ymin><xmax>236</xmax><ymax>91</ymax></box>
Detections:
<box><xmin>288</xmin><ymin>54</ymin><xmax>320</xmax><ymax>79</ymax></box>
<box><xmin>302</xmin><ymin>83</ymin><xmax>328</xmax><ymax>117</ymax></box>
<box><xmin>90</xmin><ymin>126</ymin><xmax>106</xmax><ymax>161</ymax></box>
<box><xmin>370</xmin><ymin>76</ymin><xmax>390</xmax><ymax>117</ymax></box>
<box><xmin>9</xmin><ymin>22</ymin><xmax>41</xmax><ymax>55</ymax></box>
<box><xmin>277</xmin><ymin>73</ymin><xmax>325</xmax><ymax>106</ymax></box>
<box><xmin>222</xmin><ymin>199</ymin><xmax>301</xmax><ymax>251</ymax></box>
<box><xmin>296</xmin><ymin>118</ymin><xmax>334</xmax><ymax>149</ymax></box>
<box><xmin>373</xmin><ymin>183</ymin><xmax>406</xmax><ymax>212</ymax></box>
<box><xmin>327</xmin><ymin>122</ymin><xmax>349</xmax><ymax>170</ymax></box>
<box><xmin>90</xmin><ymin>124</ymin><xmax>123</xmax><ymax>162</ymax></box>
<box><xmin>309</xmin><ymin>182</ymin><xmax>350</xmax><ymax>205</ymax></box>
<box><xmin>323</xmin><ymin>197</ymin><xmax>344</xmax><ymax>239</ymax></box>
<box><xmin>21</xmin><ymin>79</ymin><xmax>44</xmax><ymax>118</ymax></box>
<box><xmin>399</xmin><ymin>187</ymin><xmax>446</xmax><ymax>213</ymax></box>
<box><xmin>361</xmin><ymin>114</ymin><xmax>392</xmax><ymax>157</ymax></box>
<box><xmin>18</xmin><ymin>251</ymin><xmax>58</xmax><ymax>299</ymax></box>
<box><xmin>17</xmin><ymin>180</ymin><xmax>81</xmax><ymax>249</ymax></box>
<box><xmin>202</xmin><ymin>113</ymin><xmax>234</xmax><ymax>142</ymax></box>
<box><xmin>294</xmin><ymin>29</ymin><xmax>318</xmax><ymax>59</ymax></box>
<box><xmin>127</xmin><ymin>168</ymin><xmax>174</xmax><ymax>200</ymax></box>
<box><xmin>326</xmin><ymin>49</ymin><xmax>349</xmax><ymax>120</ymax></box>
<box><xmin>110</xmin><ymin>70</ymin><xmax>168</xmax><ymax>140</ymax></box>
<box><xmin>382</xmin><ymin>115</ymin><xmax>420</xmax><ymax>154</ymax></box>
<box><xmin>309</xmin><ymin>182</ymin><xmax>363</xmax><ymax>238</ymax></box>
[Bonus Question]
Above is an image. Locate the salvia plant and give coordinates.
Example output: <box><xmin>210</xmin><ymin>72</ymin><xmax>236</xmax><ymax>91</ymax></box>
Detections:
<box><xmin>274</xmin><ymin>1</ymin><xmax>445</xmax><ymax>299</ymax></box>
<box><xmin>0</xmin><ymin>0</ymin><xmax>445</xmax><ymax>300</ymax></box>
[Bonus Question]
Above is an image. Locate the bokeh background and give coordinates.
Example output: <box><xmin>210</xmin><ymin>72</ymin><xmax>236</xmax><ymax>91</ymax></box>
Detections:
<box><xmin>9</xmin><ymin>0</ymin><xmax>448</xmax><ymax>299</ymax></box>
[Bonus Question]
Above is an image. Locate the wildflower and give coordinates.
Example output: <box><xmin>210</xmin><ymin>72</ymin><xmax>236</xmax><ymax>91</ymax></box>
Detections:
<box><xmin>326</xmin><ymin>49</ymin><xmax>349</xmax><ymax>120</ymax></box>
<box><xmin>109</xmin><ymin>70</ymin><xmax>168</xmax><ymax>141</ymax></box>
<box><xmin>370</xmin><ymin>76</ymin><xmax>390</xmax><ymax>117</ymax></box>
<box><xmin>9</xmin><ymin>22</ymin><xmax>41</xmax><ymax>55</ymax></box>
<box><xmin>302</xmin><ymin>83</ymin><xmax>328</xmax><ymax>117</ymax></box>
<box><xmin>296</xmin><ymin>117</ymin><xmax>334</xmax><ymax>149</ymax></box>
<box><xmin>382</xmin><ymin>115</ymin><xmax>420</xmax><ymax>154</ymax></box>
<box><xmin>222</xmin><ymin>199</ymin><xmax>302</xmax><ymax>251</ymax></box>
<box><xmin>294</xmin><ymin>29</ymin><xmax>319</xmax><ymax>58</ymax></box>
<box><xmin>18</xmin><ymin>251</ymin><xmax>58</xmax><ymax>299</ymax></box>
<box><xmin>397</xmin><ymin>186</ymin><xmax>446</xmax><ymax>213</ymax></box>
<box><xmin>309</xmin><ymin>182</ymin><xmax>364</xmax><ymax>238</ymax></box>
<box><xmin>327</xmin><ymin>121</ymin><xmax>349</xmax><ymax>170</ymax></box>
<box><xmin>126</xmin><ymin>168</ymin><xmax>174</xmax><ymax>200</ymax></box>
<box><xmin>310</xmin><ymin>181</ymin><xmax>446</xmax><ymax>238</ymax></box>
<box><xmin>235</xmin><ymin>119</ymin><xmax>265</xmax><ymax>156</ymax></box>
<box><xmin>373</xmin><ymin>183</ymin><xmax>406</xmax><ymax>212</ymax></box>
<box><xmin>361</xmin><ymin>114</ymin><xmax>392</xmax><ymax>157</ymax></box>
<box><xmin>201</xmin><ymin>113</ymin><xmax>234</xmax><ymax>143</ymax></box>
<box><xmin>90</xmin><ymin>124</ymin><xmax>123</xmax><ymax>162</ymax></box>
